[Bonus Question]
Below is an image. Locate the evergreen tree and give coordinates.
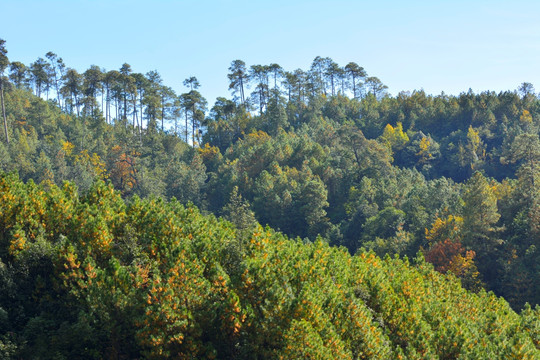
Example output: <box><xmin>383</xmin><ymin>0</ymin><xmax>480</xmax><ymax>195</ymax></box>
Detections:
<box><xmin>8</xmin><ymin>61</ymin><xmax>27</xmax><ymax>89</ymax></box>
<box><xmin>228</xmin><ymin>60</ymin><xmax>248</xmax><ymax>105</ymax></box>
<box><xmin>344</xmin><ymin>62</ymin><xmax>366</xmax><ymax>99</ymax></box>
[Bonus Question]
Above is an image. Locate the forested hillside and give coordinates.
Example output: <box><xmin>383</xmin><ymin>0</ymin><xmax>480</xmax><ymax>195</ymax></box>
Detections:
<box><xmin>1</xmin><ymin>38</ymin><xmax>540</xmax><ymax>356</ymax></box>
<box><xmin>0</xmin><ymin>174</ymin><xmax>539</xmax><ymax>358</ymax></box>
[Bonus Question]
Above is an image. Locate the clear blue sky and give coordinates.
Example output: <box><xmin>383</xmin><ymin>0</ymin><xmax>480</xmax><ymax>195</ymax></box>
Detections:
<box><xmin>2</xmin><ymin>0</ymin><xmax>540</xmax><ymax>106</ymax></box>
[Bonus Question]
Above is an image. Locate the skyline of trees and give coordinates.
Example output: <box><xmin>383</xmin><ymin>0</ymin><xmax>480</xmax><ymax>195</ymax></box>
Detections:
<box><xmin>1</xmin><ymin>38</ymin><xmax>393</xmax><ymax>145</ymax></box>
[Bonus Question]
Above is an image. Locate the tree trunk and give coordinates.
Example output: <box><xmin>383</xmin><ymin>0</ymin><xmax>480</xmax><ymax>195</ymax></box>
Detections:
<box><xmin>74</xmin><ymin>93</ymin><xmax>80</xmax><ymax>117</ymax></box>
<box><xmin>240</xmin><ymin>77</ymin><xmax>245</xmax><ymax>104</ymax></box>
<box><xmin>192</xmin><ymin>104</ymin><xmax>196</xmax><ymax>146</ymax></box>
<box><xmin>132</xmin><ymin>95</ymin><xmax>137</xmax><ymax>130</ymax></box>
<box><xmin>54</xmin><ymin>74</ymin><xmax>61</xmax><ymax>108</ymax></box>
<box><xmin>105</xmin><ymin>86</ymin><xmax>109</xmax><ymax>123</ymax></box>
<box><xmin>90</xmin><ymin>94</ymin><xmax>94</xmax><ymax>118</ymax></box>
<box><xmin>185</xmin><ymin>109</ymin><xmax>188</xmax><ymax>143</ymax></box>
<box><xmin>123</xmin><ymin>92</ymin><xmax>127</xmax><ymax>120</ymax></box>
<box><xmin>133</xmin><ymin>106</ymin><xmax>137</xmax><ymax>130</ymax></box>
<box><xmin>139</xmin><ymin>93</ymin><xmax>144</xmax><ymax>132</ymax></box>
<box><xmin>1</xmin><ymin>79</ymin><xmax>8</xmax><ymax>144</ymax></box>
<box><xmin>101</xmin><ymin>90</ymin><xmax>104</xmax><ymax>119</ymax></box>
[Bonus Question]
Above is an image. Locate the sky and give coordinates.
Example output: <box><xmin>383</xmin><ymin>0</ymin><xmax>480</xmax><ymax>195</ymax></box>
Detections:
<box><xmin>2</xmin><ymin>0</ymin><xmax>540</xmax><ymax>106</ymax></box>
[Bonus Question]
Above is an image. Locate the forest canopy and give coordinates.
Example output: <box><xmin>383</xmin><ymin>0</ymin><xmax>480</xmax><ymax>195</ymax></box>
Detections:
<box><xmin>0</xmin><ymin>39</ymin><xmax>540</xmax><ymax>358</ymax></box>
<box><xmin>0</xmin><ymin>174</ymin><xmax>539</xmax><ymax>358</ymax></box>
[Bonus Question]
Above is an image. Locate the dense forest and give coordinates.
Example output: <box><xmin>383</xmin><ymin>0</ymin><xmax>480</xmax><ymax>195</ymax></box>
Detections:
<box><xmin>0</xmin><ymin>39</ymin><xmax>540</xmax><ymax>358</ymax></box>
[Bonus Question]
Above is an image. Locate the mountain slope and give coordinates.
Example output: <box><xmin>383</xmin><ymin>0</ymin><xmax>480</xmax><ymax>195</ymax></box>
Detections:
<box><xmin>0</xmin><ymin>174</ymin><xmax>538</xmax><ymax>359</ymax></box>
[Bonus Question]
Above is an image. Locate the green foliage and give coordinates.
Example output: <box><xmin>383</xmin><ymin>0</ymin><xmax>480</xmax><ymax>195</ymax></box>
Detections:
<box><xmin>2</xmin><ymin>47</ymin><xmax>540</xmax><ymax>314</ymax></box>
<box><xmin>0</xmin><ymin>176</ymin><xmax>538</xmax><ymax>358</ymax></box>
